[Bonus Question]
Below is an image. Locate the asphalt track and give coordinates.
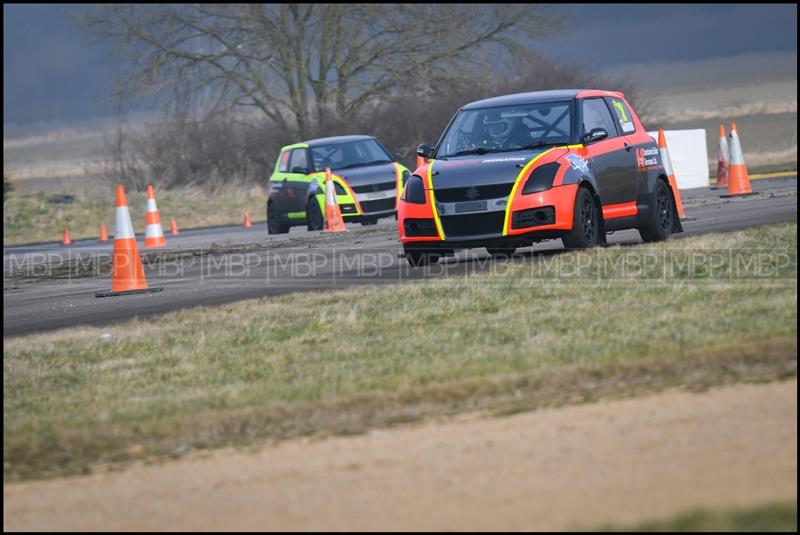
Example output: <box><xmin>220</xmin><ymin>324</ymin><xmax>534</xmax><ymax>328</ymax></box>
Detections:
<box><xmin>3</xmin><ymin>176</ymin><xmax>796</xmax><ymax>337</ymax></box>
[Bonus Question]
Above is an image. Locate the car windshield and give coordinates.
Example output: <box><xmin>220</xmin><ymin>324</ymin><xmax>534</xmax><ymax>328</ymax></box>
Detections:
<box><xmin>436</xmin><ymin>100</ymin><xmax>573</xmax><ymax>158</ymax></box>
<box><xmin>309</xmin><ymin>139</ymin><xmax>392</xmax><ymax>171</ymax></box>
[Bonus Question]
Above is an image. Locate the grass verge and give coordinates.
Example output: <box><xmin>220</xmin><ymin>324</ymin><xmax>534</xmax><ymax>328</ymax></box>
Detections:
<box><xmin>3</xmin><ymin>223</ymin><xmax>797</xmax><ymax>481</ymax></box>
<box><xmin>3</xmin><ymin>186</ymin><xmax>266</xmax><ymax>246</ymax></box>
<box><xmin>598</xmin><ymin>500</ymin><xmax>797</xmax><ymax>531</ymax></box>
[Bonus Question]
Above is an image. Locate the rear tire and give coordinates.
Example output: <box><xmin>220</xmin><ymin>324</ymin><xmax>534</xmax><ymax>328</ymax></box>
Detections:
<box><xmin>267</xmin><ymin>202</ymin><xmax>290</xmax><ymax>234</ymax></box>
<box><xmin>562</xmin><ymin>187</ymin><xmax>601</xmax><ymax>249</ymax></box>
<box><xmin>404</xmin><ymin>248</ymin><xmax>441</xmax><ymax>267</ymax></box>
<box><xmin>486</xmin><ymin>247</ymin><xmax>516</xmax><ymax>259</ymax></box>
<box><xmin>306</xmin><ymin>197</ymin><xmax>324</xmax><ymax>231</ymax></box>
<box><xmin>638</xmin><ymin>179</ymin><xmax>674</xmax><ymax>243</ymax></box>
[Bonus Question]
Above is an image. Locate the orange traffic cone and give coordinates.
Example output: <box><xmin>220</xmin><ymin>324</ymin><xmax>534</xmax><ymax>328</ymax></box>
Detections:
<box><xmin>95</xmin><ymin>185</ymin><xmax>163</xmax><ymax>298</ymax></box>
<box><xmin>170</xmin><ymin>217</ymin><xmax>179</xmax><ymax>236</ymax></box>
<box><xmin>61</xmin><ymin>228</ymin><xmax>72</xmax><ymax>246</ymax></box>
<box><xmin>243</xmin><ymin>210</ymin><xmax>253</xmax><ymax>228</ymax></box>
<box><xmin>99</xmin><ymin>223</ymin><xmax>109</xmax><ymax>242</ymax></box>
<box><xmin>657</xmin><ymin>129</ymin><xmax>686</xmax><ymax>219</ymax></box>
<box><xmin>323</xmin><ymin>166</ymin><xmax>346</xmax><ymax>233</ymax></box>
<box><xmin>723</xmin><ymin>123</ymin><xmax>754</xmax><ymax>196</ymax></box>
<box><xmin>714</xmin><ymin>124</ymin><xmax>730</xmax><ymax>189</ymax></box>
<box><xmin>144</xmin><ymin>184</ymin><xmax>167</xmax><ymax>248</ymax></box>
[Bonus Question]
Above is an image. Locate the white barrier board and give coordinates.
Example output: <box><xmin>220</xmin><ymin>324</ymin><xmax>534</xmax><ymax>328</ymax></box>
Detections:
<box><xmin>646</xmin><ymin>129</ymin><xmax>709</xmax><ymax>189</ymax></box>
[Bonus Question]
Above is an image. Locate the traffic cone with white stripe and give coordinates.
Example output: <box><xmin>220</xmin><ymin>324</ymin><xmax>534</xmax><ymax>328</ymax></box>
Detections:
<box><xmin>723</xmin><ymin>123</ymin><xmax>754</xmax><ymax>196</ymax></box>
<box><xmin>657</xmin><ymin>129</ymin><xmax>686</xmax><ymax>219</ymax></box>
<box><xmin>714</xmin><ymin>124</ymin><xmax>730</xmax><ymax>189</ymax></box>
<box><xmin>323</xmin><ymin>166</ymin><xmax>346</xmax><ymax>233</ymax></box>
<box><xmin>144</xmin><ymin>185</ymin><xmax>167</xmax><ymax>248</ymax></box>
<box><xmin>95</xmin><ymin>184</ymin><xmax>162</xmax><ymax>298</ymax></box>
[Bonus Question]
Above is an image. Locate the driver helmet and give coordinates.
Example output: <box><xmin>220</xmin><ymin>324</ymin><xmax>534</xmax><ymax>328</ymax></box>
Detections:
<box><xmin>481</xmin><ymin>112</ymin><xmax>514</xmax><ymax>143</ymax></box>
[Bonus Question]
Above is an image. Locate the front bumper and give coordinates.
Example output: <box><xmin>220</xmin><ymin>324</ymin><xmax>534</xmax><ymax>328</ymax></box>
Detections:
<box><xmin>398</xmin><ymin>184</ymin><xmax>578</xmax><ymax>246</ymax></box>
<box><xmin>343</xmin><ymin>208</ymin><xmax>396</xmax><ymax>222</ymax></box>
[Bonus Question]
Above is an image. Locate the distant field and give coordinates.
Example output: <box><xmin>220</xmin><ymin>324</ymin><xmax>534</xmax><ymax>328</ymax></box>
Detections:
<box><xmin>4</xmin><ymin>223</ymin><xmax>796</xmax><ymax>481</ymax></box>
<box><xmin>3</xmin><ymin>186</ymin><xmax>267</xmax><ymax>245</ymax></box>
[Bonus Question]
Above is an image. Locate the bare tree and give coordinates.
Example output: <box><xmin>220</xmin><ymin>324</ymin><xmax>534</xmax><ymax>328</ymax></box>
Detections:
<box><xmin>96</xmin><ymin>122</ymin><xmax>148</xmax><ymax>191</ymax></box>
<box><xmin>79</xmin><ymin>4</ymin><xmax>564</xmax><ymax>139</ymax></box>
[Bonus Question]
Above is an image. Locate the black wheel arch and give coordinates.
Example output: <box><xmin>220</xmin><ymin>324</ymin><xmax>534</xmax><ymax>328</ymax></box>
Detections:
<box><xmin>576</xmin><ymin>179</ymin><xmax>608</xmax><ymax>246</ymax></box>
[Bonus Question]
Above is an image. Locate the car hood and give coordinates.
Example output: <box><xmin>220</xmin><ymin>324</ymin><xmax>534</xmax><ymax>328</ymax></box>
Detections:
<box><xmin>334</xmin><ymin>162</ymin><xmax>399</xmax><ymax>186</ymax></box>
<box><xmin>430</xmin><ymin>147</ymin><xmax>566</xmax><ymax>189</ymax></box>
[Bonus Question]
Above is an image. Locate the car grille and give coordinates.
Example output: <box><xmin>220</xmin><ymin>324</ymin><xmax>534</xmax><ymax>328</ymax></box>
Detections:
<box><xmin>351</xmin><ymin>181</ymin><xmax>396</xmax><ymax>193</ymax></box>
<box><xmin>360</xmin><ymin>197</ymin><xmax>395</xmax><ymax>213</ymax></box>
<box><xmin>440</xmin><ymin>211</ymin><xmax>505</xmax><ymax>237</ymax></box>
<box><xmin>434</xmin><ymin>182</ymin><xmax>514</xmax><ymax>203</ymax></box>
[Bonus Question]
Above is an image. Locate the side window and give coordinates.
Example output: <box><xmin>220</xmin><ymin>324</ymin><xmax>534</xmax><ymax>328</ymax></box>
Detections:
<box><xmin>581</xmin><ymin>98</ymin><xmax>618</xmax><ymax>139</ymax></box>
<box><xmin>278</xmin><ymin>150</ymin><xmax>291</xmax><ymax>173</ymax></box>
<box><xmin>289</xmin><ymin>149</ymin><xmax>309</xmax><ymax>173</ymax></box>
<box><xmin>609</xmin><ymin>97</ymin><xmax>636</xmax><ymax>134</ymax></box>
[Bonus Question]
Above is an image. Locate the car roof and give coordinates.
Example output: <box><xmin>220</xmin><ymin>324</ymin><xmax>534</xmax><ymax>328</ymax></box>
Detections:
<box><xmin>461</xmin><ymin>89</ymin><xmax>623</xmax><ymax>110</ymax></box>
<box><xmin>302</xmin><ymin>134</ymin><xmax>376</xmax><ymax>147</ymax></box>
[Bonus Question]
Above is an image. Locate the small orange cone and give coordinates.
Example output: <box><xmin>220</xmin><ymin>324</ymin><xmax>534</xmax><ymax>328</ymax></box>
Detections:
<box><xmin>99</xmin><ymin>223</ymin><xmax>109</xmax><ymax>242</ymax></box>
<box><xmin>657</xmin><ymin>129</ymin><xmax>686</xmax><ymax>219</ymax></box>
<box><xmin>95</xmin><ymin>185</ymin><xmax>163</xmax><ymax>298</ymax></box>
<box><xmin>723</xmin><ymin>122</ymin><xmax>754</xmax><ymax>196</ymax></box>
<box><xmin>323</xmin><ymin>166</ymin><xmax>346</xmax><ymax>233</ymax></box>
<box><xmin>61</xmin><ymin>228</ymin><xmax>72</xmax><ymax>246</ymax></box>
<box><xmin>243</xmin><ymin>210</ymin><xmax>253</xmax><ymax>228</ymax></box>
<box><xmin>170</xmin><ymin>217</ymin><xmax>179</xmax><ymax>236</ymax></box>
<box><xmin>144</xmin><ymin>184</ymin><xmax>167</xmax><ymax>248</ymax></box>
<box><xmin>714</xmin><ymin>124</ymin><xmax>730</xmax><ymax>189</ymax></box>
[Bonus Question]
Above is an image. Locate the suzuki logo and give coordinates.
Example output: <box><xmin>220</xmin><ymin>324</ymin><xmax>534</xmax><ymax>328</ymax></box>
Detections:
<box><xmin>465</xmin><ymin>186</ymin><xmax>479</xmax><ymax>200</ymax></box>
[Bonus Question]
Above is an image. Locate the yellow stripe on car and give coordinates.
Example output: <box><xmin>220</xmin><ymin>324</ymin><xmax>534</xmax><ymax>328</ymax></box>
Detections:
<box><xmin>426</xmin><ymin>160</ymin><xmax>445</xmax><ymax>240</ymax></box>
<box><xmin>502</xmin><ymin>148</ymin><xmax>557</xmax><ymax>235</ymax></box>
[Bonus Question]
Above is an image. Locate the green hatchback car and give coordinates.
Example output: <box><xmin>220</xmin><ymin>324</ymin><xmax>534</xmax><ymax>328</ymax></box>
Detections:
<box><xmin>267</xmin><ymin>135</ymin><xmax>411</xmax><ymax>233</ymax></box>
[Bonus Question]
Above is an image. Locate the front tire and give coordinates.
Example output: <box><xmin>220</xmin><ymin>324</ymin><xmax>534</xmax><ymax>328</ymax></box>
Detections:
<box><xmin>306</xmin><ymin>197</ymin><xmax>324</xmax><ymax>231</ymax></box>
<box><xmin>267</xmin><ymin>202</ymin><xmax>290</xmax><ymax>234</ymax></box>
<box><xmin>562</xmin><ymin>186</ymin><xmax>601</xmax><ymax>249</ymax></box>
<box><xmin>638</xmin><ymin>179</ymin><xmax>674</xmax><ymax>243</ymax></box>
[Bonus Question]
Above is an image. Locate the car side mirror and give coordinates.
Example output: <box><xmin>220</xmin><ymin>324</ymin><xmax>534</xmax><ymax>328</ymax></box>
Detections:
<box><xmin>416</xmin><ymin>143</ymin><xmax>434</xmax><ymax>159</ymax></box>
<box><xmin>582</xmin><ymin>128</ymin><xmax>608</xmax><ymax>144</ymax></box>
<box><xmin>291</xmin><ymin>166</ymin><xmax>309</xmax><ymax>174</ymax></box>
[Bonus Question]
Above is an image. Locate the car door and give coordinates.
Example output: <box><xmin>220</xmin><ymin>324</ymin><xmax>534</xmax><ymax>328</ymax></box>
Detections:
<box><xmin>269</xmin><ymin>149</ymin><xmax>292</xmax><ymax>215</ymax></box>
<box><xmin>284</xmin><ymin>148</ymin><xmax>312</xmax><ymax>214</ymax></box>
<box><xmin>580</xmin><ymin>97</ymin><xmax>638</xmax><ymax>206</ymax></box>
<box><xmin>606</xmin><ymin>96</ymin><xmax>647</xmax><ymax>197</ymax></box>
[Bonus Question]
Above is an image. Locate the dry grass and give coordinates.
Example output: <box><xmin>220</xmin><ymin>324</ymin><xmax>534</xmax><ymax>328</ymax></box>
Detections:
<box><xmin>3</xmin><ymin>223</ymin><xmax>797</xmax><ymax>481</ymax></box>
<box><xmin>599</xmin><ymin>501</ymin><xmax>797</xmax><ymax>532</ymax></box>
<box><xmin>3</xmin><ymin>185</ymin><xmax>266</xmax><ymax>245</ymax></box>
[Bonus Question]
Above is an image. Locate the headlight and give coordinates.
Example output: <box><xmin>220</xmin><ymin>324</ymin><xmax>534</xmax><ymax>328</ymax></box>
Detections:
<box><xmin>402</xmin><ymin>175</ymin><xmax>426</xmax><ymax>204</ymax></box>
<box><xmin>319</xmin><ymin>179</ymin><xmax>346</xmax><ymax>195</ymax></box>
<box><xmin>522</xmin><ymin>162</ymin><xmax>560</xmax><ymax>194</ymax></box>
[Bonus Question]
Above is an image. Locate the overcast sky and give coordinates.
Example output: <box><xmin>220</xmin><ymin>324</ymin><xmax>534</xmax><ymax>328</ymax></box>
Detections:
<box><xmin>3</xmin><ymin>3</ymin><xmax>797</xmax><ymax>126</ymax></box>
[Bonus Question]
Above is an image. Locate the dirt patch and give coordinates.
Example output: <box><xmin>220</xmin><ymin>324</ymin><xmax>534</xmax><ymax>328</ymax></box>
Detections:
<box><xmin>4</xmin><ymin>379</ymin><xmax>796</xmax><ymax>531</ymax></box>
